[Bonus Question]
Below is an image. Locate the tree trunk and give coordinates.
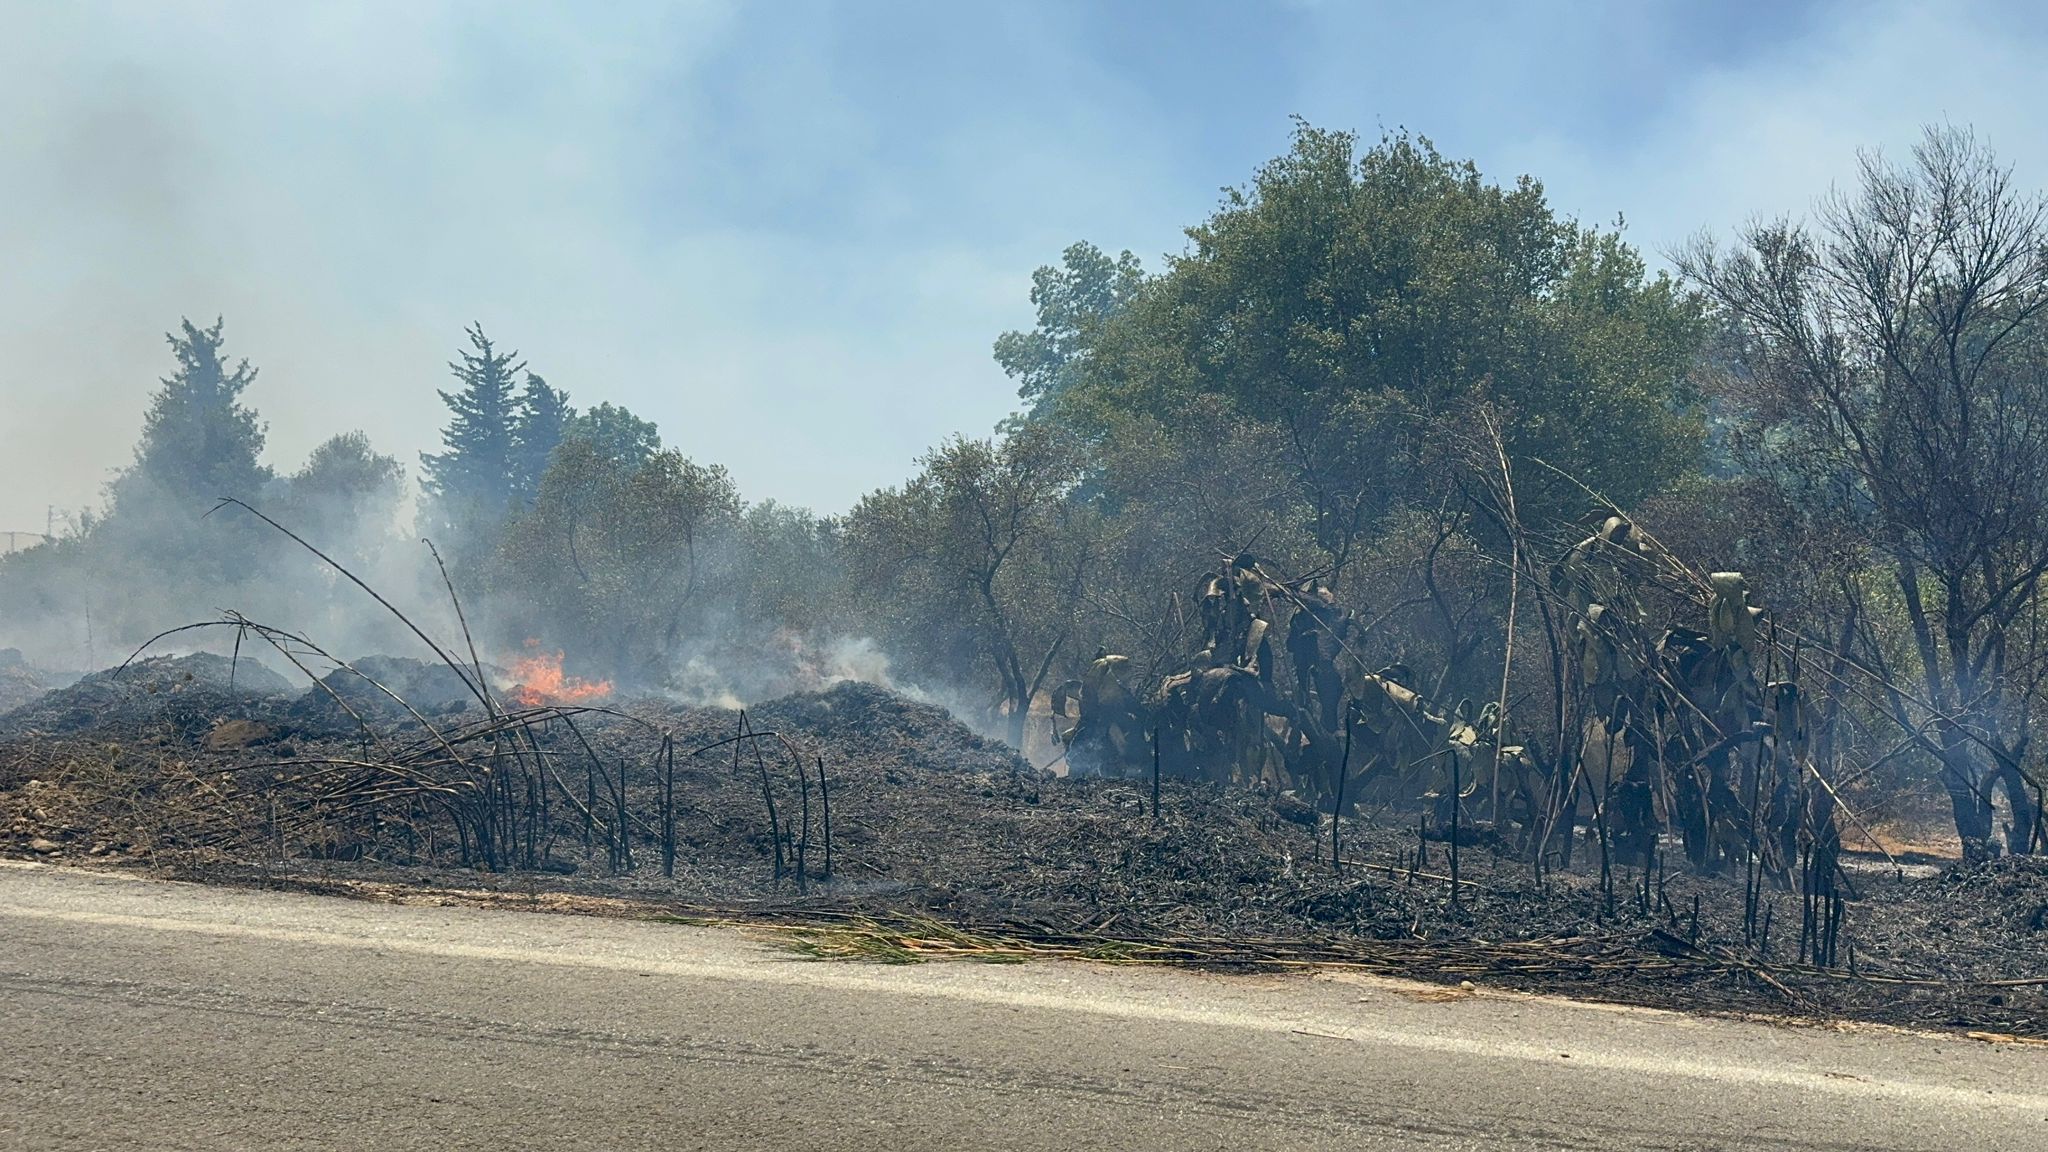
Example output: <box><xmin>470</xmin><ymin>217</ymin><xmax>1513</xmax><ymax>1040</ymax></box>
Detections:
<box><xmin>1938</xmin><ymin>731</ymin><xmax>1995</xmax><ymax>862</ymax></box>
<box><xmin>1988</xmin><ymin>756</ymin><xmax>2041</xmax><ymax>856</ymax></box>
<box><xmin>1006</xmin><ymin>693</ymin><xmax>1029</xmax><ymax>750</ymax></box>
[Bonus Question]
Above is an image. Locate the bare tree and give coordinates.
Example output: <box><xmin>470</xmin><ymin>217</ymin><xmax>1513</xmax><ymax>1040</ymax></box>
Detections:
<box><xmin>1679</xmin><ymin>125</ymin><xmax>2048</xmax><ymax>859</ymax></box>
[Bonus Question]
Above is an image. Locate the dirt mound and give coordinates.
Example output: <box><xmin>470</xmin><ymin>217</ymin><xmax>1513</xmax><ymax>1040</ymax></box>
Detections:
<box><xmin>571</xmin><ymin>682</ymin><xmax>1027</xmax><ymax>802</ymax></box>
<box><xmin>749</xmin><ymin>681</ymin><xmax>1029</xmax><ymax>777</ymax></box>
<box><xmin>0</xmin><ymin>653</ymin><xmax>292</xmax><ymax>738</ymax></box>
<box><xmin>107</xmin><ymin>652</ymin><xmax>293</xmax><ymax>696</ymax></box>
<box><xmin>290</xmin><ymin>656</ymin><xmax>483</xmax><ymax>730</ymax></box>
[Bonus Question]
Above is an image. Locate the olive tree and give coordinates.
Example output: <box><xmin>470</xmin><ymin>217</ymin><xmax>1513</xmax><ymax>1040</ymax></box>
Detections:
<box><xmin>843</xmin><ymin>422</ymin><xmax>1098</xmax><ymax>745</ymax></box>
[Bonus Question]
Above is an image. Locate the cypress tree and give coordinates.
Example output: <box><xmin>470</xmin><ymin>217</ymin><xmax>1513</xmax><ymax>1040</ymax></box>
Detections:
<box><xmin>420</xmin><ymin>324</ymin><xmax>524</xmax><ymax>546</ymax></box>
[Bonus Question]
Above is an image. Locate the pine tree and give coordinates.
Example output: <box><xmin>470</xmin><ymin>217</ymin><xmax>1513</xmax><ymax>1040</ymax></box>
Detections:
<box><xmin>93</xmin><ymin>316</ymin><xmax>273</xmax><ymax>611</ymax></box>
<box><xmin>509</xmin><ymin>372</ymin><xmax>573</xmax><ymax>508</ymax></box>
<box><xmin>119</xmin><ymin>317</ymin><xmax>270</xmax><ymax>507</ymax></box>
<box><xmin>420</xmin><ymin>324</ymin><xmax>525</xmax><ymax>537</ymax></box>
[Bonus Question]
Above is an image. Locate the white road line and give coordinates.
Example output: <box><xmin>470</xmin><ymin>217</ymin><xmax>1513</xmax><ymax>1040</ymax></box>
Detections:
<box><xmin>4</xmin><ymin>896</ymin><xmax>2045</xmax><ymax>1114</ymax></box>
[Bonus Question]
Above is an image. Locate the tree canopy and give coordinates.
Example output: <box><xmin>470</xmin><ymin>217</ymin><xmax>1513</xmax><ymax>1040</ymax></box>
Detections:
<box><xmin>1060</xmin><ymin>124</ymin><xmax>1707</xmax><ymax>524</ymax></box>
<box><xmin>9</xmin><ymin>118</ymin><xmax>2042</xmax><ymax>862</ymax></box>
<box><xmin>566</xmin><ymin>402</ymin><xmax>662</xmax><ymax>471</ymax></box>
<box><xmin>994</xmin><ymin>240</ymin><xmax>1144</xmax><ymax>420</ymax></box>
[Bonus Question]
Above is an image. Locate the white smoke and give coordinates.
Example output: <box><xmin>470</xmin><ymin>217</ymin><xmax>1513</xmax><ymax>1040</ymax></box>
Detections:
<box><xmin>667</xmin><ymin>631</ymin><xmax>902</xmax><ymax>709</ymax></box>
<box><xmin>660</xmin><ymin>629</ymin><xmax>1008</xmax><ymax>742</ymax></box>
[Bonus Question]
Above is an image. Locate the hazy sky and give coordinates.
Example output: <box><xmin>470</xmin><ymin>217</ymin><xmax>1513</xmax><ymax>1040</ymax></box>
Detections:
<box><xmin>4</xmin><ymin>0</ymin><xmax>2047</xmax><ymax>535</ymax></box>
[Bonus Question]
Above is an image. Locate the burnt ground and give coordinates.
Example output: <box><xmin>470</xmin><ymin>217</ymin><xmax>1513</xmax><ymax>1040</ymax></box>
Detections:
<box><xmin>0</xmin><ymin>648</ymin><xmax>63</xmax><ymax>715</ymax></box>
<box><xmin>1</xmin><ymin>655</ymin><xmax>2044</xmax><ymax>1040</ymax></box>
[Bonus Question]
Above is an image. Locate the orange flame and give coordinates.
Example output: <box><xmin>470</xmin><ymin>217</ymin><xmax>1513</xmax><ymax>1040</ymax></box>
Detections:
<box><xmin>507</xmin><ymin>643</ymin><xmax>613</xmax><ymax>707</ymax></box>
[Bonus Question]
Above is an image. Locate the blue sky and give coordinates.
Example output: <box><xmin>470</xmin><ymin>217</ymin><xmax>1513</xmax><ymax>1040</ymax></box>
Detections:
<box><xmin>4</xmin><ymin>0</ymin><xmax>2046</xmax><ymax>533</ymax></box>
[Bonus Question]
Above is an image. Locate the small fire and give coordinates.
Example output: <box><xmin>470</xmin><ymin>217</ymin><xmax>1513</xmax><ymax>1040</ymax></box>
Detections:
<box><xmin>507</xmin><ymin>643</ymin><xmax>613</xmax><ymax>707</ymax></box>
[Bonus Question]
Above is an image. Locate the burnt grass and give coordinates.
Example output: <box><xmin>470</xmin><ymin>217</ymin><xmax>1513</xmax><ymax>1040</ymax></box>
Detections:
<box><xmin>2</xmin><ymin>662</ymin><xmax>2045</xmax><ymax>1038</ymax></box>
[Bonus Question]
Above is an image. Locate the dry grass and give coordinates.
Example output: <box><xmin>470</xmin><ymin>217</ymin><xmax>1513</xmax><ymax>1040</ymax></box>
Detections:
<box><xmin>0</xmin><ymin>739</ymin><xmax>251</xmax><ymax>864</ymax></box>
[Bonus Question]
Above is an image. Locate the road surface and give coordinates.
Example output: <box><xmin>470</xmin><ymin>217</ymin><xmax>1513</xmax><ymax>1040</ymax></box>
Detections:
<box><xmin>0</xmin><ymin>861</ymin><xmax>2042</xmax><ymax>1150</ymax></box>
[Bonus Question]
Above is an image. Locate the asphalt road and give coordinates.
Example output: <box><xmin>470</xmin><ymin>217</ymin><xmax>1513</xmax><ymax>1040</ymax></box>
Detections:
<box><xmin>0</xmin><ymin>862</ymin><xmax>2042</xmax><ymax>1151</ymax></box>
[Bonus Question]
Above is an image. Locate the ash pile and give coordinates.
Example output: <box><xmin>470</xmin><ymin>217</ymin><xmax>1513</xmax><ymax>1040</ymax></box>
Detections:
<box><xmin>0</xmin><ymin>652</ymin><xmax>292</xmax><ymax>740</ymax></box>
<box><xmin>0</xmin><ymin>649</ymin><xmax>59</xmax><ymax>715</ymax></box>
<box><xmin>0</xmin><ymin>650</ymin><xmax>1023</xmax><ymax>779</ymax></box>
<box><xmin>289</xmin><ymin>656</ymin><xmax>487</xmax><ymax>727</ymax></box>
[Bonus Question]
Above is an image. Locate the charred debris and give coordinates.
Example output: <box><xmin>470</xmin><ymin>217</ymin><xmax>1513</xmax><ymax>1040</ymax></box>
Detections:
<box><xmin>1</xmin><ymin>512</ymin><xmax>2044</xmax><ymax>1042</ymax></box>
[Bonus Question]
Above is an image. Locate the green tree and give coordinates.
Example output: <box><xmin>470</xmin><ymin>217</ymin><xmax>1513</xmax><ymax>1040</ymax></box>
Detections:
<box><xmin>272</xmin><ymin>432</ymin><xmax>409</xmax><ymax>646</ymax></box>
<box><xmin>116</xmin><ymin>316</ymin><xmax>270</xmax><ymax>509</ymax></box>
<box><xmin>843</xmin><ymin>422</ymin><xmax>1098</xmax><ymax>745</ymax></box>
<box><xmin>1066</xmin><ymin>124</ymin><xmax>1706</xmax><ymax>529</ymax></box>
<box><xmin>565</xmin><ymin>402</ymin><xmax>662</xmax><ymax>470</ymax></box>
<box><xmin>496</xmin><ymin>439</ymin><xmax>740</xmax><ymax>683</ymax></box>
<box><xmin>17</xmin><ymin>317</ymin><xmax>277</xmax><ymax>651</ymax></box>
<box><xmin>510</xmin><ymin>373</ymin><xmax>574</xmax><ymax>509</ymax></box>
<box><xmin>732</xmin><ymin>501</ymin><xmax>843</xmax><ymax>636</ymax></box>
<box><xmin>1077</xmin><ymin>397</ymin><xmax>1317</xmax><ymax>677</ymax></box>
<box><xmin>994</xmin><ymin>241</ymin><xmax>1144</xmax><ymax>420</ymax></box>
<box><xmin>285</xmin><ymin>432</ymin><xmax>404</xmax><ymax>556</ymax></box>
<box><xmin>420</xmin><ymin>324</ymin><xmax>524</xmax><ymax>552</ymax></box>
